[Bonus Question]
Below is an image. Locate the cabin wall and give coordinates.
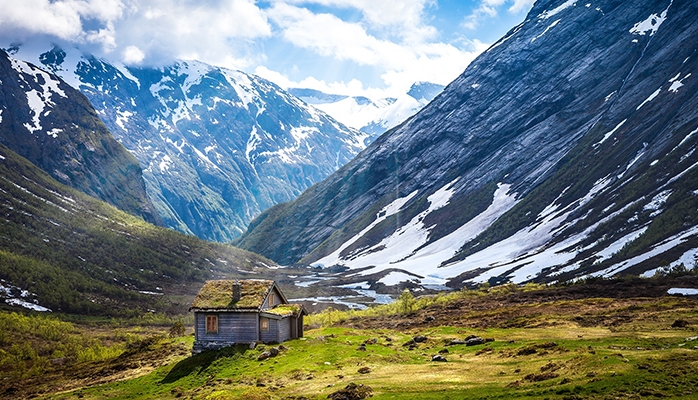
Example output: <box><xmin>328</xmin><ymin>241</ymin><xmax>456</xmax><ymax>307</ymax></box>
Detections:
<box><xmin>194</xmin><ymin>312</ymin><xmax>258</xmax><ymax>343</ymax></box>
<box><xmin>278</xmin><ymin>317</ymin><xmax>291</xmax><ymax>342</ymax></box>
<box><xmin>260</xmin><ymin>317</ymin><xmax>279</xmax><ymax>343</ymax></box>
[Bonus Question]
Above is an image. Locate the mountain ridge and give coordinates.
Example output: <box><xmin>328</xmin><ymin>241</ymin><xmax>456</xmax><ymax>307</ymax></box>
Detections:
<box><xmin>0</xmin><ymin>49</ymin><xmax>161</xmax><ymax>224</ymax></box>
<box><xmin>236</xmin><ymin>0</ymin><xmax>698</xmax><ymax>289</ymax></box>
<box><xmin>6</xmin><ymin>43</ymin><xmax>368</xmax><ymax>241</ymax></box>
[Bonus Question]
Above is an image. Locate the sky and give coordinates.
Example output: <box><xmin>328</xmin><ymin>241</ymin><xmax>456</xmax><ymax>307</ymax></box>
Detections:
<box><xmin>0</xmin><ymin>0</ymin><xmax>535</xmax><ymax>98</ymax></box>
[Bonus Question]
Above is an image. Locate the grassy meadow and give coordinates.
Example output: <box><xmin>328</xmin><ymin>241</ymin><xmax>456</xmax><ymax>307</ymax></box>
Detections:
<box><xmin>1</xmin><ymin>278</ymin><xmax>697</xmax><ymax>399</ymax></box>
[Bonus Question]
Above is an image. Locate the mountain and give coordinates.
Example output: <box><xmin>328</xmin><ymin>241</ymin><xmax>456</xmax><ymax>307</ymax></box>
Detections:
<box><xmin>236</xmin><ymin>0</ymin><xmax>698</xmax><ymax>289</ymax></box>
<box><xmin>0</xmin><ymin>142</ymin><xmax>276</xmax><ymax>316</ymax></box>
<box><xmin>0</xmin><ymin>49</ymin><xmax>160</xmax><ymax>224</ymax></box>
<box><xmin>288</xmin><ymin>81</ymin><xmax>444</xmax><ymax>137</ymax></box>
<box><xmin>6</xmin><ymin>43</ymin><xmax>367</xmax><ymax>241</ymax></box>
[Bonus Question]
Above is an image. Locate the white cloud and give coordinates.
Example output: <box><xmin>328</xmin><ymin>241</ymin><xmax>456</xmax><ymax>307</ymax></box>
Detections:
<box><xmin>265</xmin><ymin>2</ymin><xmax>489</xmax><ymax>98</ymax></box>
<box><xmin>0</xmin><ymin>0</ymin><xmax>125</xmax><ymax>49</ymax></box>
<box><xmin>0</xmin><ymin>0</ymin><xmax>271</xmax><ymax>68</ymax></box>
<box><xmin>281</xmin><ymin>0</ymin><xmax>437</xmax><ymax>43</ymax></box>
<box><xmin>462</xmin><ymin>0</ymin><xmax>533</xmax><ymax>30</ymax></box>
<box><xmin>122</xmin><ymin>45</ymin><xmax>145</xmax><ymax>64</ymax></box>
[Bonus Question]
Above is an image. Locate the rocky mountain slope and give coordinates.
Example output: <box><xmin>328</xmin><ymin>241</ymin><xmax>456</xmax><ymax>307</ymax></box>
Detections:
<box><xmin>236</xmin><ymin>0</ymin><xmax>698</xmax><ymax>289</ymax></box>
<box><xmin>289</xmin><ymin>81</ymin><xmax>444</xmax><ymax>137</ymax></box>
<box><xmin>0</xmin><ymin>143</ymin><xmax>275</xmax><ymax>316</ymax></box>
<box><xmin>0</xmin><ymin>50</ymin><xmax>160</xmax><ymax>224</ymax></box>
<box><xmin>6</xmin><ymin>44</ymin><xmax>367</xmax><ymax>241</ymax></box>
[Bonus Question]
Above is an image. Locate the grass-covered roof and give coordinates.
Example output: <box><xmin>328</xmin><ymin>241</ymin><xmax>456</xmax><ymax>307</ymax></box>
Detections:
<box><xmin>190</xmin><ymin>279</ymin><xmax>274</xmax><ymax>310</ymax></box>
<box><xmin>264</xmin><ymin>303</ymin><xmax>305</xmax><ymax>317</ymax></box>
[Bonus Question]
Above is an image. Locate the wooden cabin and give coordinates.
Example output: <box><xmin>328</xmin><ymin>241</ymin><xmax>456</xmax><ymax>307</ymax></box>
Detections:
<box><xmin>190</xmin><ymin>279</ymin><xmax>306</xmax><ymax>354</ymax></box>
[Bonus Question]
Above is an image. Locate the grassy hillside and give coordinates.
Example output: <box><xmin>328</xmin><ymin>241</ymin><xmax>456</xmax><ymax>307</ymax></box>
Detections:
<box><xmin>4</xmin><ymin>277</ymin><xmax>697</xmax><ymax>399</ymax></box>
<box><xmin>0</xmin><ymin>144</ymin><xmax>276</xmax><ymax>317</ymax></box>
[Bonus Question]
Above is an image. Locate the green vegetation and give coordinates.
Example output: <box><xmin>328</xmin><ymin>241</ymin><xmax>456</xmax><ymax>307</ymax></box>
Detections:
<box><xmin>0</xmin><ymin>144</ymin><xmax>276</xmax><ymax>317</ymax></box>
<box><xmin>4</xmin><ymin>281</ymin><xmax>694</xmax><ymax>399</ymax></box>
<box><xmin>191</xmin><ymin>280</ymin><xmax>273</xmax><ymax>310</ymax></box>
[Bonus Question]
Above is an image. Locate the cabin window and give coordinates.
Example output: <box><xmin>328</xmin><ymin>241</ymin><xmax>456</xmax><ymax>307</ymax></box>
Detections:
<box><xmin>260</xmin><ymin>317</ymin><xmax>269</xmax><ymax>331</ymax></box>
<box><xmin>206</xmin><ymin>315</ymin><xmax>218</xmax><ymax>334</ymax></box>
<box><xmin>268</xmin><ymin>293</ymin><xmax>275</xmax><ymax>306</ymax></box>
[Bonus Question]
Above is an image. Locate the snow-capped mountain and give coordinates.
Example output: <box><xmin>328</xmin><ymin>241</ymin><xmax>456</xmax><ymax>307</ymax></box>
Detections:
<box><xmin>0</xmin><ymin>49</ymin><xmax>160</xmax><ymax>224</ymax></box>
<box><xmin>289</xmin><ymin>82</ymin><xmax>444</xmax><ymax>138</ymax></box>
<box><xmin>236</xmin><ymin>0</ymin><xmax>698</xmax><ymax>289</ymax></box>
<box><xmin>6</xmin><ymin>43</ymin><xmax>367</xmax><ymax>241</ymax></box>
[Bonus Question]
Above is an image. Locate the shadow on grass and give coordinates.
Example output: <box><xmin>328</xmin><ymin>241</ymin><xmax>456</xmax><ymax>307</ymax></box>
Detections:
<box><xmin>161</xmin><ymin>345</ymin><xmax>249</xmax><ymax>383</ymax></box>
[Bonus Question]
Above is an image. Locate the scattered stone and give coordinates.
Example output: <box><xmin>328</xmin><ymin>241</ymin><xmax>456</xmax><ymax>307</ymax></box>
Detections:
<box><xmin>672</xmin><ymin>319</ymin><xmax>690</xmax><ymax>328</ymax></box>
<box><xmin>249</xmin><ymin>342</ymin><xmax>257</xmax><ymax>349</ymax></box>
<box><xmin>270</xmin><ymin>347</ymin><xmax>280</xmax><ymax>357</ymax></box>
<box><xmin>448</xmin><ymin>339</ymin><xmax>467</xmax><ymax>346</ymax></box>
<box><xmin>475</xmin><ymin>347</ymin><xmax>493</xmax><ymax>356</ymax></box>
<box><xmin>357</xmin><ymin>344</ymin><xmax>367</xmax><ymax>351</ymax></box>
<box><xmin>327</xmin><ymin>382</ymin><xmax>373</xmax><ymax>400</ymax></box>
<box><xmin>279</xmin><ymin>344</ymin><xmax>288</xmax><ymax>351</ymax></box>
<box><xmin>258</xmin><ymin>351</ymin><xmax>272</xmax><ymax>361</ymax></box>
<box><xmin>413</xmin><ymin>335</ymin><xmax>427</xmax><ymax>343</ymax></box>
<box><xmin>424</xmin><ymin>316</ymin><xmax>435</xmax><ymax>322</ymax></box>
<box><xmin>438</xmin><ymin>348</ymin><xmax>449</xmax><ymax>354</ymax></box>
<box><xmin>465</xmin><ymin>337</ymin><xmax>486</xmax><ymax>346</ymax></box>
<box><xmin>431</xmin><ymin>355</ymin><xmax>447</xmax><ymax>362</ymax></box>
<box><xmin>357</xmin><ymin>367</ymin><xmax>371</xmax><ymax>374</ymax></box>
<box><xmin>364</xmin><ymin>338</ymin><xmax>377</xmax><ymax>345</ymax></box>
<box><xmin>523</xmin><ymin>372</ymin><xmax>559</xmax><ymax>382</ymax></box>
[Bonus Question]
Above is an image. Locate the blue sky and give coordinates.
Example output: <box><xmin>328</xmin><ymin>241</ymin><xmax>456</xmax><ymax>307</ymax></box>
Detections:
<box><xmin>0</xmin><ymin>0</ymin><xmax>534</xmax><ymax>97</ymax></box>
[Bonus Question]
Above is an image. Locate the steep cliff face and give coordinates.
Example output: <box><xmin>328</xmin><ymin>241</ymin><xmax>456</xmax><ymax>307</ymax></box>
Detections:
<box><xmin>0</xmin><ymin>50</ymin><xmax>160</xmax><ymax>224</ymax></box>
<box><xmin>237</xmin><ymin>0</ymin><xmax>698</xmax><ymax>287</ymax></box>
<box><xmin>9</xmin><ymin>44</ymin><xmax>367</xmax><ymax>241</ymax></box>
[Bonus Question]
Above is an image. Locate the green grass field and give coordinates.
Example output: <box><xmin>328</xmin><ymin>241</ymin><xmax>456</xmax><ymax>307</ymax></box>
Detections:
<box><xmin>3</xmin><ymin>282</ymin><xmax>696</xmax><ymax>400</ymax></box>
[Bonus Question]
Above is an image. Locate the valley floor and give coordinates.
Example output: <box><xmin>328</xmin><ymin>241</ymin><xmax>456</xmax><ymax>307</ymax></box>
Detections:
<box><xmin>3</xmin><ymin>277</ymin><xmax>698</xmax><ymax>399</ymax></box>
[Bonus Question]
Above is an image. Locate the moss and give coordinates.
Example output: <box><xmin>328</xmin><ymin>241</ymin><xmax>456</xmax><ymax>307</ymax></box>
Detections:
<box><xmin>190</xmin><ymin>280</ymin><xmax>273</xmax><ymax>310</ymax></box>
<box><xmin>265</xmin><ymin>304</ymin><xmax>304</xmax><ymax>317</ymax></box>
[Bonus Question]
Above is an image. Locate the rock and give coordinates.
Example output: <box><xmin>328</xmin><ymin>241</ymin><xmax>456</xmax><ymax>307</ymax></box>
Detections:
<box><xmin>424</xmin><ymin>316</ymin><xmax>435</xmax><ymax>322</ymax></box>
<box><xmin>448</xmin><ymin>340</ymin><xmax>467</xmax><ymax>346</ymax></box>
<box><xmin>327</xmin><ymin>382</ymin><xmax>373</xmax><ymax>400</ymax></box>
<box><xmin>465</xmin><ymin>337</ymin><xmax>486</xmax><ymax>346</ymax></box>
<box><xmin>357</xmin><ymin>367</ymin><xmax>371</xmax><ymax>374</ymax></box>
<box><xmin>672</xmin><ymin>319</ymin><xmax>690</xmax><ymax>328</ymax></box>
<box><xmin>357</xmin><ymin>344</ymin><xmax>367</xmax><ymax>351</ymax></box>
<box><xmin>270</xmin><ymin>347</ymin><xmax>280</xmax><ymax>357</ymax></box>
<box><xmin>257</xmin><ymin>351</ymin><xmax>272</xmax><ymax>361</ymax></box>
<box><xmin>438</xmin><ymin>348</ymin><xmax>449</xmax><ymax>354</ymax></box>
<box><xmin>413</xmin><ymin>335</ymin><xmax>427</xmax><ymax>343</ymax></box>
<box><xmin>364</xmin><ymin>338</ymin><xmax>377</xmax><ymax>345</ymax></box>
<box><xmin>431</xmin><ymin>355</ymin><xmax>448</xmax><ymax>362</ymax></box>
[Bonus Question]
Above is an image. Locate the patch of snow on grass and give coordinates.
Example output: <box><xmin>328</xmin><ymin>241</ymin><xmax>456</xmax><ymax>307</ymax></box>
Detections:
<box><xmin>594</xmin><ymin>119</ymin><xmax>626</xmax><ymax>146</ymax></box>
<box><xmin>668</xmin><ymin>288</ymin><xmax>698</xmax><ymax>296</ymax></box>
<box><xmin>351</xmin><ymin>184</ymin><xmax>518</xmax><ymax>284</ymax></box>
<box><xmin>583</xmin><ymin>225</ymin><xmax>698</xmax><ymax>279</ymax></box>
<box><xmin>593</xmin><ymin>227</ymin><xmax>648</xmax><ymax>264</ymax></box>
<box><xmin>643</xmin><ymin>190</ymin><xmax>671</xmax><ymax>211</ymax></box>
<box><xmin>378</xmin><ymin>271</ymin><xmax>419</xmax><ymax>286</ymax></box>
<box><xmin>313</xmin><ymin>189</ymin><xmax>420</xmax><ymax>269</ymax></box>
